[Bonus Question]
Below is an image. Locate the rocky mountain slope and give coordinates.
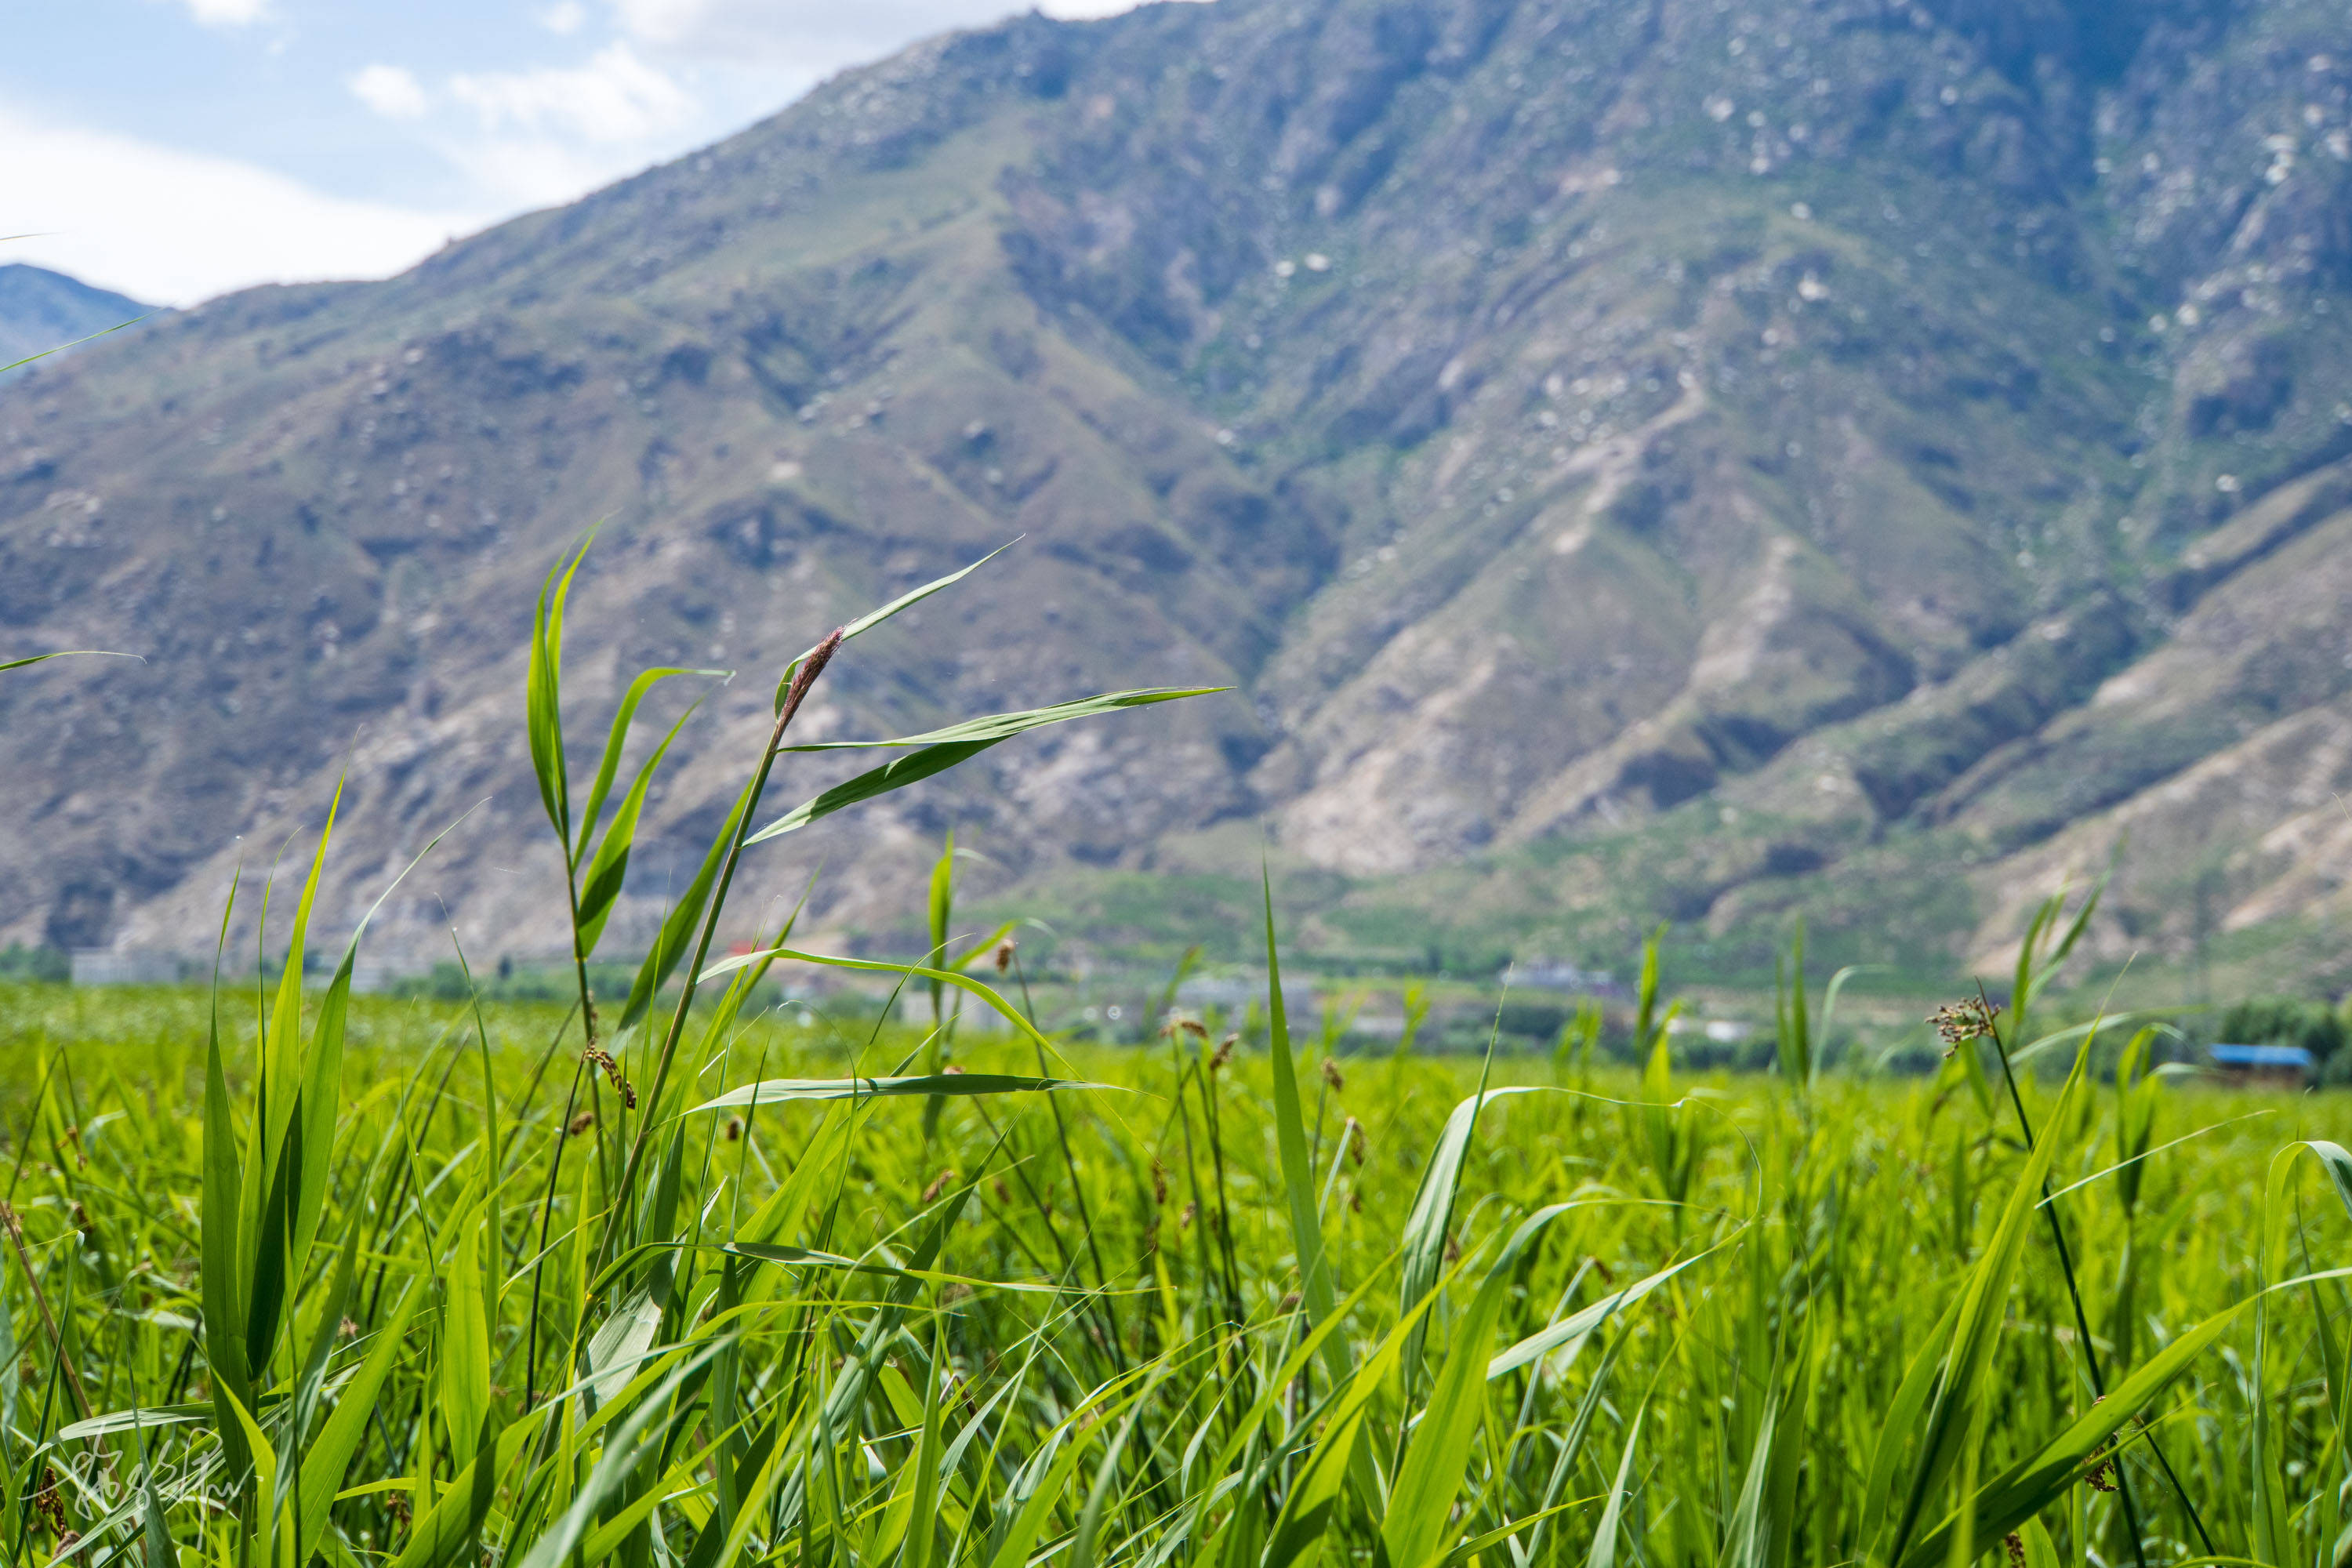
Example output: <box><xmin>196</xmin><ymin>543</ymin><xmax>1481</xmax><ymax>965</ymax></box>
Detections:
<box><xmin>0</xmin><ymin>264</ymin><xmax>148</xmax><ymax>368</ymax></box>
<box><xmin>4</xmin><ymin>0</ymin><xmax>2350</xmax><ymax>988</ymax></box>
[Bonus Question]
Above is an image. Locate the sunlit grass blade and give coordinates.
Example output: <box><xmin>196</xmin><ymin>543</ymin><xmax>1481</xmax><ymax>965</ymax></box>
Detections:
<box><xmin>771</xmin><ymin>542</ymin><xmax>1018</xmax><ymax>713</ymax></box>
<box><xmin>526</xmin><ymin>536</ymin><xmax>593</xmax><ymax>847</ymax></box>
<box><xmin>1883</xmin><ymin>1042</ymin><xmax>2090</xmax><ymax>1564</ymax></box>
<box><xmin>691</xmin><ymin>1074</ymin><xmax>1105</xmax><ymax>1112</ymax></box>
<box><xmin>1584</xmin><ymin>1403</ymin><xmax>1646</xmax><ymax>1568</ymax></box>
<box><xmin>697</xmin><ymin>946</ymin><xmax>1073</xmax><ymax>1059</ymax></box>
<box><xmin>1385</xmin><ymin>1202</ymin><xmax>1582</xmax><ymax>1568</ymax></box>
<box><xmin>293</xmin><ymin>1283</ymin><xmax>422</xmax><ymax>1566</ymax></box>
<box><xmin>1896</xmin><ymin>1280</ymin><xmax>2291</xmax><ymax>1567</ymax></box>
<box><xmin>615</xmin><ymin>767</ymin><xmax>758</xmax><ymax>1033</ymax></box>
<box><xmin>0</xmin><ymin>649</ymin><xmax>138</xmax><ymax>673</ymax></box>
<box><xmin>1400</xmin><ymin>1083</ymin><xmax>1545</xmax><ymax>1388</ymax></box>
<box><xmin>1262</xmin><ymin>871</ymin><xmax>1343</xmax><ymax>1386</ymax></box>
<box><xmin>575</xmin><ymin>695</ymin><xmax>703</xmax><ymax>954</ymax></box>
<box><xmin>574</xmin><ymin>666</ymin><xmax>724</xmax><ymax>867</ymax></box>
<box><xmin>1487</xmin><ymin>1246</ymin><xmax>1726</xmax><ymax>1380</ymax></box>
<box><xmin>743</xmin><ymin>689</ymin><xmax>1221</xmax><ymax>844</ymax></box>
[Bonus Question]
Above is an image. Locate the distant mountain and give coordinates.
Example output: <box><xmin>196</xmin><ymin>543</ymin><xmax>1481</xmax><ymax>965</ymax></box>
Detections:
<box><xmin>5</xmin><ymin>0</ymin><xmax>2351</xmax><ymax>995</ymax></box>
<box><xmin>0</xmin><ymin>264</ymin><xmax>149</xmax><ymax>367</ymax></box>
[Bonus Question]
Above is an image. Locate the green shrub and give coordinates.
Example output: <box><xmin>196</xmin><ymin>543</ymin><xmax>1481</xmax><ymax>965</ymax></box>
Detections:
<box><xmin>2218</xmin><ymin>995</ymin><xmax>2347</xmax><ymax>1062</ymax></box>
<box><xmin>0</xmin><ymin>941</ymin><xmax>67</xmax><ymax>982</ymax></box>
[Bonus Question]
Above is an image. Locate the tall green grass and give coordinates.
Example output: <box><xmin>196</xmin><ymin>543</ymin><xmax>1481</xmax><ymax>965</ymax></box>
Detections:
<box><xmin>4</xmin><ymin>546</ymin><xmax>2352</xmax><ymax>1568</ymax></box>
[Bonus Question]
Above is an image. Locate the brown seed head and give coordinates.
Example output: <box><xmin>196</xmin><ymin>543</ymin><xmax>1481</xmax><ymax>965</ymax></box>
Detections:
<box><xmin>921</xmin><ymin>1168</ymin><xmax>957</xmax><ymax>1204</ymax></box>
<box><xmin>31</xmin><ymin>1466</ymin><xmax>67</xmax><ymax>1535</ymax></box>
<box><xmin>566</xmin><ymin>1110</ymin><xmax>596</xmax><ymax>1138</ymax></box>
<box><xmin>993</xmin><ymin>938</ymin><xmax>1016</xmax><ymax>974</ymax></box>
<box><xmin>1321</xmin><ymin>1058</ymin><xmax>1345</xmax><ymax>1093</ymax></box>
<box><xmin>1928</xmin><ymin>996</ymin><xmax>2002</xmax><ymax>1048</ymax></box>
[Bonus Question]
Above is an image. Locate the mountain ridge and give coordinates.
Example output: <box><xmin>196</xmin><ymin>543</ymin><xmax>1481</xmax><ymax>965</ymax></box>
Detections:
<box><xmin>0</xmin><ymin>263</ymin><xmax>151</xmax><ymax>368</ymax></box>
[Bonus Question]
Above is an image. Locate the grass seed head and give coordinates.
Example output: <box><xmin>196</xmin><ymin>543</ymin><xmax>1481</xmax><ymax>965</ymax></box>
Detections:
<box><xmin>1928</xmin><ymin>997</ymin><xmax>2002</xmax><ymax>1051</ymax></box>
<box><xmin>30</xmin><ymin>1466</ymin><xmax>67</xmax><ymax>1536</ymax></box>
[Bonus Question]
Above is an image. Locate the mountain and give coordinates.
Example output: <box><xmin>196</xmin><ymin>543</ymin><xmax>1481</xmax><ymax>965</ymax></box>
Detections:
<box><xmin>0</xmin><ymin>264</ymin><xmax>150</xmax><ymax>368</ymax></box>
<box><xmin>5</xmin><ymin>0</ymin><xmax>2351</xmax><ymax>994</ymax></box>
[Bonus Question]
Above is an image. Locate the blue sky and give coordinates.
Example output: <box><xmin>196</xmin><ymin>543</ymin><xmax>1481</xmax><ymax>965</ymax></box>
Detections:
<box><xmin>3</xmin><ymin>0</ymin><xmax>1156</xmax><ymax>306</ymax></box>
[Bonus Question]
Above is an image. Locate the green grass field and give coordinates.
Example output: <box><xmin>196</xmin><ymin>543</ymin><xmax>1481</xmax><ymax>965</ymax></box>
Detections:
<box><xmin>5</xmin><ymin>960</ymin><xmax>2352</xmax><ymax>1568</ymax></box>
<box><xmin>9</xmin><ymin>546</ymin><xmax>2352</xmax><ymax>1568</ymax></box>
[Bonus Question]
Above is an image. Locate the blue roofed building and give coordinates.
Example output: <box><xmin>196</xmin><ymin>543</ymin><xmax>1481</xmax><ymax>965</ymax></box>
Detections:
<box><xmin>2209</xmin><ymin>1043</ymin><xmax>2315</xmax><ymax>1083</ymax></box>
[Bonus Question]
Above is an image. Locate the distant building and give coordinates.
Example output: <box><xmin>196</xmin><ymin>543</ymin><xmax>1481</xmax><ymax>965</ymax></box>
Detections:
<box><xmin>1501</xmin><ymin>959</ymin><xmax>1618</xmax><ymax>996</ymax></box>
<box><xmin>347</xmin><ymin>962</ymin><xmax>400</xmax><ymax>994</ymax></box>
<box><xmin>1175</xmin><ymin>977</ymin><xmax>1260</xmax><ymax>1009</ymax></box>
<box><xmin>70</xmin><ymin>949</ymin><xmax>182</xmax><ymax>986</ymax></box>
<box><xmin>2208</xmin><ymin>1043</ymin><xmax>2314</xmax><ymax>1085</ymax></box>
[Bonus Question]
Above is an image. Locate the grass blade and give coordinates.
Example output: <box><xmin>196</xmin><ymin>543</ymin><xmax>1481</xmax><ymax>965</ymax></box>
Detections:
<box><xmin>744</xmin><ymin>689</ymin><xmax>1221</xmax><ymax>845</ymax></box>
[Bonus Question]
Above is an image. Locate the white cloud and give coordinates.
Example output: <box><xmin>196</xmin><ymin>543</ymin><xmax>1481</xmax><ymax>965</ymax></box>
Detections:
<box><xmin>432</xmin><ymin>136</ymin><xmax>641</xmax><ymax>211</ymax></box>
<box><xmin>612</xmin><ymin>0</ymin><xmax>1165</xmax><ymax>64</ymax></box>
<box><xmin>350</xmin><ymin>64</ymin><xmax>430</xmax><ymax>120</ymax></box>
<box><xmin>9</xmin><ymin>0</ymin><xmax>1189</xmax><ymax>303</ymax></box>
<box><xmin>179</xmin><ymin>0</ymin><xmax>267</xmax><ymax>26</ymax></box>
<box><xmin>0</xmin><ymin>104</ymin><xmax>481</xmax><ymax>307</ymax></box>
<box><xmin>448</xmin><ymin>44</ymin><xmax>693</xmax><ymax>145</ymax></box>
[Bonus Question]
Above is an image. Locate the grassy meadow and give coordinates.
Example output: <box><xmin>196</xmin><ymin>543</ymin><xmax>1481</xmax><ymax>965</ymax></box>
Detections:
<box><xmin>7</xmin><ymin>548</ymin><xmax>2352</xmax><ymax>1568</ymax></box>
